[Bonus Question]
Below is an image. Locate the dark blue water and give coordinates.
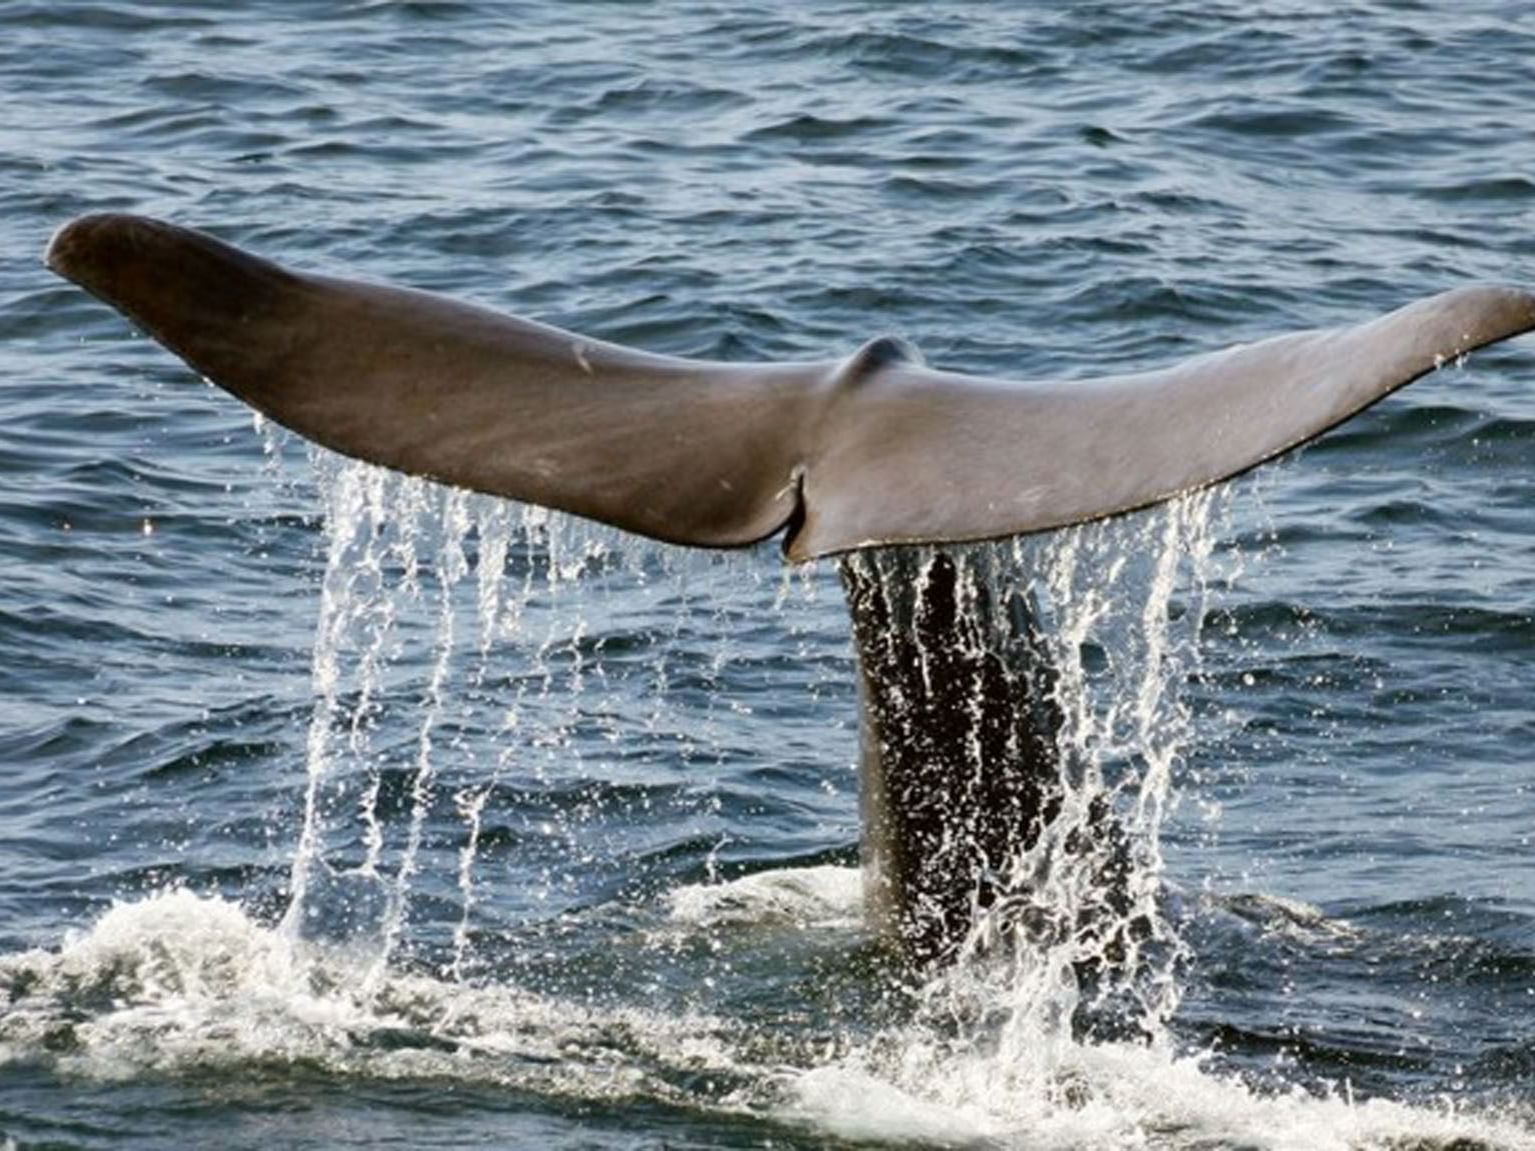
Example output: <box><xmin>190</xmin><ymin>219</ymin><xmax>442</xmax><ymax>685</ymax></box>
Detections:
<box><xmin>4</xmin><ymin>3</ymin><xmax>1535</xmax><ymax>1148</ymax></box>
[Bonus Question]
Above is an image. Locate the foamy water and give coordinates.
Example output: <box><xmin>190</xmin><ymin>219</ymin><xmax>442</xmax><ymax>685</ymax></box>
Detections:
<box><xmin>6</xmin><ymin>883</ymin><xmax>1533</xmax><ymax>1150</ymax></box>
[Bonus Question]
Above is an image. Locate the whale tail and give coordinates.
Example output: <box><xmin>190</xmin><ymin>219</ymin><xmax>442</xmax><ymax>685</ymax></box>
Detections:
<box><xmin>46</xmin><ymin>214</ymin><xmax>1535</xmax><ymax>967</ymax></box>
<box><xmin>45</xmin><ymin>213</ymin><xmax>1535</xmax><ymax>560</ymax></box>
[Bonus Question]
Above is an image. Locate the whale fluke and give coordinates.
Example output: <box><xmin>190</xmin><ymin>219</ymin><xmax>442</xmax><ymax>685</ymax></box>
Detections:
<box><xmin>46</xmin><ymin>213</ymin><xmax>1535</xmax><ymax>561</ymax></box>
<box><xmin>46</xmin><ymin>213</ymin><xmax>1535</xmax><ymax>966</ymax></box>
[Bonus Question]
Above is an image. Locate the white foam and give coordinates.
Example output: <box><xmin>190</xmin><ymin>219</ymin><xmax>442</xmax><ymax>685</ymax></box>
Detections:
<box><xmin>0</xmin><ymin>890</ymin><xmax>754</xmax><ymax>1102</ymax></box>
<box><xmin>4</xmin><ymin>892</ymin><xmax>1532</xmax><ymax>1149</ymax></box>
<box><xmin>667</xmin><ymin>864</ymin><xmax>863</xmax><ymax>929</ymax></box>
<box><xmin>787</xmin><ymin>1065</ymin><xmax>1004</xmax><ymax>1146</ymax></box>
<box><xmin>782</xmin><ymin>1040</ymin><xmax>1535</xmax><ymax>1150</ymax></box>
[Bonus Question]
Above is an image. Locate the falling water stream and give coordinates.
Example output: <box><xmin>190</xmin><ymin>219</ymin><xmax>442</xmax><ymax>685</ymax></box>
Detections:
<box><xmin>279</xmin><ymin>452</ymin><xmax>1222</xmax><ymax>996</ymax></box>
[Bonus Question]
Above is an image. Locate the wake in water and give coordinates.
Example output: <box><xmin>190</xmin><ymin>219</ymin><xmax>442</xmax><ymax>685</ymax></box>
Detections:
<box><xmin>4</xmin><ymin>453</ymin><xmax>1533</xmax><ymax>1150</ymax></box>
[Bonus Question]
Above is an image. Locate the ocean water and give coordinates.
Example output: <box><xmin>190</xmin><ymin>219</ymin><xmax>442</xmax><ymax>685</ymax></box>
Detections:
<box><xmin>4</xmin><ymin>3</ymin><xmax>1535</xmax><ymax>1148</ymax></box>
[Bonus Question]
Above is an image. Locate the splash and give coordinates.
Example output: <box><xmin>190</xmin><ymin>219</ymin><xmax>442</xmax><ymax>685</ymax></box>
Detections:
<box><xmin>3</xmin><ymin>872</ymin><xmax>1528</xmax><ymax>1149</ymax></box>
<box><xmin>11</xmin><ymin>455</ymin><xmax>1533</xmax><ymax>1149</ymax></box>
<box><xmin>782</xmin><ymin>1049</ymin><xmax>1535</xmax><ymax>1151</ymax></box>
<box><xmin>980</xmin><ymin>488</ymin><xmax>1227</xmax><ymax>1037</ymax></box>
<box><xmin>667</xmin><ymin>864</ymin><xmax>863</xmax><ymax>930</ymax></box>
<box><xmin>792</xmin><ymin>493</ymin><xmax>1233</xmax><ymax>1133</ymax></box>
<box><xmin>277</xmin><ymin>454</ymin><xmax>795</xmax><ymax>977</ymax></box>
<box><xmin>0</xmin><ymin>890</ymin><xmax>759</xmax><ymax>1104</ymax></box>
<box><xmin>761</xmin><ymin>495</ymin><xmax>1535</xmax><ymax>1149</ymax></box>
<box><xmin>276</xmin><ymin>454</ymin><xmax>1236</xmax><ymax>1043</ymax></box>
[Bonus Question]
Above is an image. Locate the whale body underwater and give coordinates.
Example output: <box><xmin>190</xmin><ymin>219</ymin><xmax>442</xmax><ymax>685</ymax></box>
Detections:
<box><xmin>45</xmin><ymin>213</ymin><xmax>1535</xmax><ymax>964</ymax></box>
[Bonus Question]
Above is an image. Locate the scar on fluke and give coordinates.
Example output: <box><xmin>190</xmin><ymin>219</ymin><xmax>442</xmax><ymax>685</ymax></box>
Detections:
<box><xmin>46</xmin><ymin>212</ymin><xmax>1535</xmax><ymax>962</ymax></box>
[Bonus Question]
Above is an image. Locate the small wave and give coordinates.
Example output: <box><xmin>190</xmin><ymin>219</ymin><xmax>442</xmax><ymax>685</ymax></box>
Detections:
<box><xmin>667</xmin><ymin>864</ymin><xmax>863</xmax><ymax>929</ymax></box>
<box><xmin>1213</xmin><ymin>892</ymin><xmax>1363</xmax><ymax>944</ymax></box>
<box><xmin>805</xmin><ymin>27</ymin><xmax>1052</xmax><ymax>81</ymax></box>
<box><xmin>1187</xmin><ymin>104</ymin><xmax>1359</xmax><ymax>140</ymax></box>
<box><xmin>743</xmin><ymin>112</ymin><xmax>890</xmax><ymax>145</ymax></box>
<box><xmin>1414</xmin><ymin>176</ymin><xmax>1535</xmax><ymax>205</ymax></box>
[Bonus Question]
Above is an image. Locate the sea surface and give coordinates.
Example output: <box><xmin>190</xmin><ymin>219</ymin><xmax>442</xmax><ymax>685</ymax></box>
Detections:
<box><xmin>4</xmin><ymin>3</ymin><xmax>1535</xmax><ymax>1148</ymax></box>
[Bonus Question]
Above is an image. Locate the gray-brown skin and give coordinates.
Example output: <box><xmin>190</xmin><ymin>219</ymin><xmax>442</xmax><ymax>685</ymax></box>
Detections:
<box><xmin>45</xmin><ymin>213</ymin><xmax>1535</xmax><ymax>964</ymax></box>
<box><xmin>841</xmin><ymin>546</ymin><xmax>1139</xmax><ymax>968</ymax></box>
